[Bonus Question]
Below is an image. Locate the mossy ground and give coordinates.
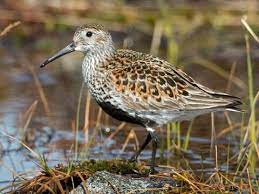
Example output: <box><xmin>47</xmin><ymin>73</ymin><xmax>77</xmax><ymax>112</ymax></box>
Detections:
<box><xmin>9</xmin><ymin>159</ymin><xmax>255</xmax><ymax>193</ymax></box>
<box><xmin>59</xmin><ymin>159</ymin><xmax>148</xmax><ymax>175</ymax></box>
<box><xmin>12</xmin><ymin>160</ymin><xmax>149</xmax><ymax>193</ymax></box>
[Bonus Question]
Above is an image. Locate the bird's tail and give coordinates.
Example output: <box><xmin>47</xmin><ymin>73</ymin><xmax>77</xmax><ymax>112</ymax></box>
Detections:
<box><xmin>211</xmin><ymin>93</ymin><xmax>244</xmax><ymax>112</ymax></box>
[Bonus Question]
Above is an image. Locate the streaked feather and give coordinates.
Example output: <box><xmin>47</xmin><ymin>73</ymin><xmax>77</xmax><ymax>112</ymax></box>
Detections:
<box><xmin>105</xmin><ymin>50</ymin><xmax>241</xmax><ymax>121</ymax></box>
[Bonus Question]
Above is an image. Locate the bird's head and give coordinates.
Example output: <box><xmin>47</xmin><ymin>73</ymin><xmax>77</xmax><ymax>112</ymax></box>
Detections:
<box><xmin>40</xmin><ymin>24</ymin><xmax>114</xmax><ymax>68</ymax></box>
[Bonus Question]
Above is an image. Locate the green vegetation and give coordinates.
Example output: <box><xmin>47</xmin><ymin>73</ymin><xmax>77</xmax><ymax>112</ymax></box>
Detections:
<box><xmin>0</xmin><ymin>1</ymin><xmax>258</xmax><ymax>193</ymax></box>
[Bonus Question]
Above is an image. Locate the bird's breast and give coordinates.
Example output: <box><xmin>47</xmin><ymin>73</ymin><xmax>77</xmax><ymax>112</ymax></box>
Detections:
<box><xmin>81</xmin><ymin>58</ymin><xmax>110</xmax><ymax>101</ymax></box>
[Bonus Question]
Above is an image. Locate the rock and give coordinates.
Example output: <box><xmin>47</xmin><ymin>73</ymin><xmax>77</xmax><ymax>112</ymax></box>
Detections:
<box><xmin>70</xmin><ymin>171</ymin><xmax>178</xmax><ymax>194</ymax></box>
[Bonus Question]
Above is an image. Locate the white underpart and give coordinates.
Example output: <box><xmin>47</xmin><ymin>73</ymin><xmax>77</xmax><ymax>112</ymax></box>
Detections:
<box><xmin>146</xmin><ymin>127</ymin><xmax>155</xmax><ymax>132</ymax></box>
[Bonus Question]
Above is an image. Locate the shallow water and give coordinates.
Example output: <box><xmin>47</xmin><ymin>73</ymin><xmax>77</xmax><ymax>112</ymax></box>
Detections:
<box><xmin>0</xmin><ymin>1</ymin><xmax>258</xmax><ymax>188</ymax></box>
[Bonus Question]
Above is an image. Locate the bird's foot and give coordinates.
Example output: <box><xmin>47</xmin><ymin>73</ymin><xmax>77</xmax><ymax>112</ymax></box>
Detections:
<box><xmin>128</xmin><ymin>155</ymin><xmax>137</xmax><ymax>163</ymax></box>
<box><xmin>128</xmin><ymin>156</ymin><xmax>159</xmax><ymax>175</ymax></box>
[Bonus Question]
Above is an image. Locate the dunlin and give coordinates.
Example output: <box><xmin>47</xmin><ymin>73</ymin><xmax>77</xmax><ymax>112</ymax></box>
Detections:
<box><xmin>40</xmin><ymin>24</ymin><xmax>242</xmax><ymax>173</ymax></box>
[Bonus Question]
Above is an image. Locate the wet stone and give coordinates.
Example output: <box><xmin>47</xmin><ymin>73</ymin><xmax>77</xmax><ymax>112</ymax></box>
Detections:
<box><xmin>70</xmin><ymin>171</ymin><xmax>177</xmax><ymax>194</ymax></box>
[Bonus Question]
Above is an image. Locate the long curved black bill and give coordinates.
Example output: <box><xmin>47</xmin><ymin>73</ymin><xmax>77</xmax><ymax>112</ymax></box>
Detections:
<box><xmin>40</xmin><ymin>42</ymin><xmax>75</xmax><ymax>68</ymax></box>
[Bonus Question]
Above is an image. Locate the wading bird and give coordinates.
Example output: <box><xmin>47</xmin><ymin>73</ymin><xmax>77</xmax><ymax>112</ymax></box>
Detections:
<box><xmin>40</xmin><ymin>24</ymin><xmax>242</xmax><ymax>173</ymax></box>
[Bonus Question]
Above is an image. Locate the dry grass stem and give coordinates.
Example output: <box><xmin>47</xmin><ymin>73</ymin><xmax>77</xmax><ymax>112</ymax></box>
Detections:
<box><xmin>0</xmin><ymin>21</ymin><xmax>21</xmax><ymax>38</ymax></box>
<box><xmin>150</xmin><ymin>20</ymin><xmax>163</xmax><ymax>55</ymax></box>
<box><xmin>21</xmin><ymin>56</ymin><xmax>50</xmax><ymax>115</ymax></box>
<box><xmin>83</xmin><ymin>92</ymin><xmax>91</xmax><ymax>144</ymax></box>
<box><xmin>121</xmin><ymin>129</ymin><xmax>139</xmax><ymax>154</ymax></box>
<box><xmin>0</xmin><ymin>131</ymin><xmax>39</xmax><ymax>159</ymax></box>
<box><xmin>241</xmin><ymin>15</ymin><xmax>259</xmax><ymax>43</ymax></box>
<box><xmin>106</xmin><ymin>122</ymin><xmax>126</xmax><ymax>142</ymax></box>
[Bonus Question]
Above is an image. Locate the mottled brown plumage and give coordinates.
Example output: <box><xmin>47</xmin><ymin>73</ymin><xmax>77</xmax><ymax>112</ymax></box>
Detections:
<box><xmin>40</xmin><ymin>24</ymin><xmax>242</xmax><ymax>173</ymax></box>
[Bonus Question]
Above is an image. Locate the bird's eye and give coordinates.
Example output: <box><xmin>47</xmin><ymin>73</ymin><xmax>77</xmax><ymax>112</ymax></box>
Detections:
<box><xmin>86</xmin><ymin>31</ymin><xmax>92</xmax><ymax>37</ymax></box>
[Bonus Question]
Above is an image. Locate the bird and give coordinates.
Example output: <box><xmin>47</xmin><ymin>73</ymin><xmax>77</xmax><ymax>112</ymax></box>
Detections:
<box><xmin>40</xmin><ymin>24</ymin><xmax>242</xmax><ymax>173</ymax></box>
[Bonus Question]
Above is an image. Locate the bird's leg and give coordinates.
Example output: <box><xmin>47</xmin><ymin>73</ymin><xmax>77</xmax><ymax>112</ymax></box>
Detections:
<box><xmin>129</xmin><ymin>128</ymin><xmax>159</xmax><ymax>174</ymax></box>
<box><xmin>150</xmin><ymin>130</ymin><xmax>159</xmax><ymax>174</ymax></box>
<box><xmin>129</xmin><ymin>132</ymin><xmax>152</xmax><ymax>162</ymax></box>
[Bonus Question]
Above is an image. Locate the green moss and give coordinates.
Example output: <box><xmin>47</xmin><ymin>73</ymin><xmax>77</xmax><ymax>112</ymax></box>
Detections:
<box><xmin>57</xmin><ymin>159</ymin><xmax>147</xmax><ymax>175</ymax></box>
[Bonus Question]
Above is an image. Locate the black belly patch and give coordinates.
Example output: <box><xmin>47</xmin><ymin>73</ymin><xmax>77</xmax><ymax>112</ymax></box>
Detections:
<box><xmin>96</xmin><ymin>100</ymin><xmax>146</xmax><ymax>127</ymax></box>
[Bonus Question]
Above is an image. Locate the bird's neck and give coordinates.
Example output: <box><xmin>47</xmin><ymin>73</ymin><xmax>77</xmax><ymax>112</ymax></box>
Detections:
<box><xmin>82</xmin><ymin>45</ymin><xmax>115</xmax><ymax>86</ymax></box>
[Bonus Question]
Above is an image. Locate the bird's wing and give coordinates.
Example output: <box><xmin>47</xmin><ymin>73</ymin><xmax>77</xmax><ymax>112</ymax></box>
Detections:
<box><xmin>107</xmin><ymin>50</ymin><xmax>241</xmax><ymax>113</ymax></box>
